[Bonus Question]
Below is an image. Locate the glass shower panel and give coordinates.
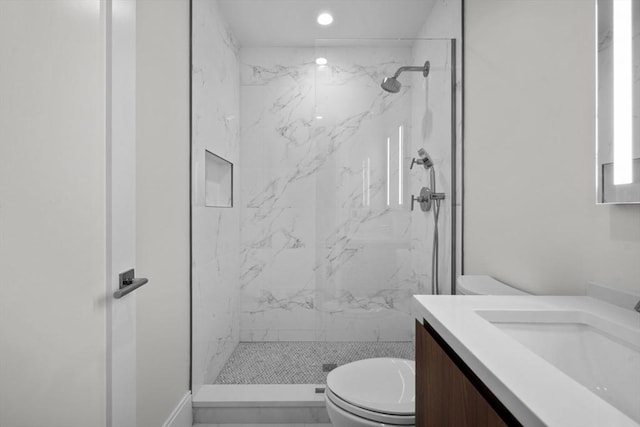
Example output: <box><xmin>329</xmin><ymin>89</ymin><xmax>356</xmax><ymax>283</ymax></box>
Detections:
<box><xmin>313</xmin><ymin>39</ymin><xmax>453</xmax><ymax>342</ymax></box>
<box><xmin>237</xmin><ymin>39</ymin><xmax>453</xmax><ymax>348</ymax></box>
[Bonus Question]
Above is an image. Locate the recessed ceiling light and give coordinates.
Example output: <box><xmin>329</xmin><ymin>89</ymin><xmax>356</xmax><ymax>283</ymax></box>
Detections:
<box><xmin>315</xmin><ymin>115</ymin><xmax>324</xmax><ymax>120</ymax></box>
<box><xmin>317</xmin><ymin>12</ymin><xmax>333</xmax><ymax>26</ymax></box>
<box><xmin>315</xmin><ymin>57</ymin><xmax>328</xmax><ymax>66</ymax></box>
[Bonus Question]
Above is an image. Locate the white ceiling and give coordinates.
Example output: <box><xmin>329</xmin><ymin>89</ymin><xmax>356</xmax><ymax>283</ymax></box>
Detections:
<box><xmin>217</xmin><ymin>0</ymin><xmax>437</xmax><ymax>47</ymax></box>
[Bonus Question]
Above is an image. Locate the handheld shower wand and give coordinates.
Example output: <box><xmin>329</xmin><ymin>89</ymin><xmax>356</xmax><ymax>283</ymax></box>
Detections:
<box><xmin>410</xmin><ymin>148</ymin><xmax>434</xmax><ymax>169</ymax></box>
<box><xmin>410</xmin><ymin>149</ymin><xmax>445</xmax><ymax>295</ymax></box>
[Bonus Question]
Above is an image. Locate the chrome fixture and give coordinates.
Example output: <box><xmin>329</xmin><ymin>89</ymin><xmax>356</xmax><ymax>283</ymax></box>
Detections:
<box><xmin>411</xmin><ymin>147</ymin><xmax>434</xmax><ymax>169</ymax></box>
<box><xmin>410</xmin><ymin>148</ymin><xmax>445</xmax><ymax>295</ymax></box>
<box><xmin>635</xmin><ymin>299</ymin><xmax>640</xmax><ymax>313</ymax></box>
<box><xmin>381</xmin><ymin>61</ymin><xmax>430</xmax><ymax>93</ymax></box>
<box><xmin>411</xmin><ymin>187</ymin><xmax>433</xmax><ymax>212</ymax></box>
<box><xmin>411</xmin><ymin>186</ymin><xmax>445</xmax><ymax>212</ymax></box>
<box><xmin>410</xmin><ymin>149</ymin><xmax>445</xmax><ymax>209</ymax></box>
<box><xmin>114</xmin><ymin>268</ymin><xmax>149</xmax><ymax>299</ymax></box>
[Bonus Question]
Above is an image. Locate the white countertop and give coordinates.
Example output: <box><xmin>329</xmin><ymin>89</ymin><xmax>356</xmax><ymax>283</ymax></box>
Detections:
<box><xmin>412</xmin><ymin>295</ymin><xmax>640</xmax><ymax>427</ymax></box>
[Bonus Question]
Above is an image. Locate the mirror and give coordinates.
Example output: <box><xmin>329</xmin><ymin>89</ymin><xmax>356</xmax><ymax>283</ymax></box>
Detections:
<box><xmin>597</xmin><ymin>0</ymin><xmax>640</xmax><ymax>203</ymax></box>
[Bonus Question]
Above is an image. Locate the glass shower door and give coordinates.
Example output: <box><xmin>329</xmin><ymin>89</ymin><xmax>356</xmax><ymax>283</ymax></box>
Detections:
<box><xmin>312</xmin><ymin>39</ymin><xmax>454</xmax><ymax>344</ymax></box>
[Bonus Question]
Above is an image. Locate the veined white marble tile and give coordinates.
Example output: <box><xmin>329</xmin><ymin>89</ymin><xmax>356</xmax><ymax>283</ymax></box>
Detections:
<box><xmin>241</xmin><ymin>47</ymin><xmax>315</xmax><ymax>86</ymax></box>
<box><xmin>413</xmin><ymin>1</ymin><xmax>463</xmax><ymax>292</ymax></box>
<box><xmin>192</xmin><ymin>255</ymin><xmax>240</xmax><ymax>385</ymax></box>
<box><xmin>318</xmin><ymin>310</ymin><xmax>414</xmax><ymax>342</ymax></box>
<box><xmin>314</xmin><ymin>46</ymin><xmax>412</xmax><ymax>88</ymax></box>
<box><xmin>408</xmin><ymin>38</ymin><xmax>456</xmax><ymax>295</ymax></box>
<box><xmin>239</xmin><ymin>328</ymin><xmax>280</xmax><ymax>342</ymax></box>
<box><xmin>241</xmin><ymin>290</ymin><xmax>318</xmax><ymax>332</ymax></box>
<box><xmin>238</xmin><ymin>41</ymin><xmax>458</xmax><ymax>340</ymax></box>
<box><xmin>192</xmin><ymin>0</ymin><xmax>241</xmax><ymax>393</ymax></box>
<box><xmin>238</xmin><ymin>328</ymin><xmax>318</xmax><ymax>342</ymax></box>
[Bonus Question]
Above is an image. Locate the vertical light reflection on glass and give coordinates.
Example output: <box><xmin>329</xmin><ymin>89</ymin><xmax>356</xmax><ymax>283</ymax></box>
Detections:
<box><xmin>367</xmin><ymin>157</ymin><xmax>371</xmax><ymax>206</ymax></box>
<box><xmin>613</xmin><ymin>0</ymin><xmax>633</xmax><ymax>184</ymax></box>
<box><xmin>398</xmin><ymin>126</ymin><xmax>404</xmax><ymax>205</ymax></box>
<box><xmin>362</xmin><ymin>160</ymin><xmax>366</xmax><ymax>206</ymax></box>
<box><xmin>386</xmin><ymin>137</ymin><xmax>391</xmax><ymax>206</ymax></box>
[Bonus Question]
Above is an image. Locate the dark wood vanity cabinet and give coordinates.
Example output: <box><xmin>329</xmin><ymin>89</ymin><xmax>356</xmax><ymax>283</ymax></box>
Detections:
<box><xmin>415</xmin><ymin>319</ymin><xmax>521</xmax><ymax>427</ymax></box>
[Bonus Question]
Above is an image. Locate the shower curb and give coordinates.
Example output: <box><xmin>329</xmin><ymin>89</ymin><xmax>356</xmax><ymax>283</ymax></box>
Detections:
<box><xmin>193</xmin><ymin>384</ymin><xmax>330</xmax><ymax>424</ymax></box>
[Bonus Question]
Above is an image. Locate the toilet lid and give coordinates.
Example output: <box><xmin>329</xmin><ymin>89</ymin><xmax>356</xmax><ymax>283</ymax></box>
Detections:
<box><xmin>326</xmin><ymin>358</ymin><xmax>415</xmax><ymax>415</ymax></box>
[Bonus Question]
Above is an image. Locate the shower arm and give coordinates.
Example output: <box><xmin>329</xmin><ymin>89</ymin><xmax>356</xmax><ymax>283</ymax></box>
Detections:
<box><xmin>393</xmin><ymin>66</ymin><xmax>426</xmax><ymax>78</ymax></box>
<box><xmin>392</xmin><ymin>61</ymin><xmax>430</xmax><ymax>79</ymax></box>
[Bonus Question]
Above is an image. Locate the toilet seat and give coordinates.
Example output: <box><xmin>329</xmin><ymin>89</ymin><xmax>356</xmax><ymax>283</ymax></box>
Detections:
<box><xmin>325</xmin><ymin>358</ymin><xmax>415</xmax><ymax>425</ymax></box>
<box><xmin>326</xmin><ymin>387</ymin><xmax>415</xmax><ymax>425</ymax></box>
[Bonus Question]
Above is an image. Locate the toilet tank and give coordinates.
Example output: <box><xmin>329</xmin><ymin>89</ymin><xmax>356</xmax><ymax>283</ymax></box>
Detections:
<box><xmin>456</xmin><ymin>275</ymin><xmax>529</xmax><ymax>296</ymax></box>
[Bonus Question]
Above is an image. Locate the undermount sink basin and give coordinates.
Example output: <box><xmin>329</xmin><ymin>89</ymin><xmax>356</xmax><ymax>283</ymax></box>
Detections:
<box><xmin>476</xmin><ymin>309</ymin><xmax>640</xmax><ymax>424</ymax></box>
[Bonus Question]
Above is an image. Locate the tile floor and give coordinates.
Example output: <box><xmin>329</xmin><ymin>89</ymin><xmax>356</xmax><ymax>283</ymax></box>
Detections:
<box><xmin>214</xmin><ymin>341</ymin><xmax>415</xmax><ymax>384</ymax></box>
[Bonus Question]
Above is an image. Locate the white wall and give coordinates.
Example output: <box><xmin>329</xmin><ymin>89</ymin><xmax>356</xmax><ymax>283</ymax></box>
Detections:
<box><xmin>0</xmin><ymin>2</ymin><xmax>192</xmax><ymax>426</ymax></box>
<box><xmin>0</xmin><ymin>1</ymin><xmax>106</xmax><ymax>426</ymax></box>
<box><xmin>464</xmin><ymin>0</ymin><xmax>640</xmax><ymax>295</ymax></box>
<box><xmin>136</xmin><ymin>1</ymin><xmax>191</xmax><ymax>426</ymax></box>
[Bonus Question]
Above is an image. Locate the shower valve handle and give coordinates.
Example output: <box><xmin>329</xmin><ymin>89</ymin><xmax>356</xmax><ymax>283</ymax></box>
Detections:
<box><xmin>410</xmin><ymin>158</ymin><xmax>424</xmax><ymax>170</ymax></box>
<box><xmin>412</xmin><ymin>187</ymin><xmax>435</xmax><ymax>212</ymax></box>
<box><xmin>411</xmin><ymin>194</ymin><xmax>425</xmax><ymax>211</ymax></box>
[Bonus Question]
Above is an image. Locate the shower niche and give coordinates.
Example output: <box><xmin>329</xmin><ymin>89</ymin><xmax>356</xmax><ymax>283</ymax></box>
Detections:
<box><xmin>205</xmin><ymin>150</ymin><xmax>233</xmax><ymax>208</ymax></box>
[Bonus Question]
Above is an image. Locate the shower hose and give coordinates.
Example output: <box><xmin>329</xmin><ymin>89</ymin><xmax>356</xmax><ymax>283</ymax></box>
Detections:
<box><xmin>429</xmin><ymin>166</ymin><xmax>441</xmax><ymax>295</ymax></box>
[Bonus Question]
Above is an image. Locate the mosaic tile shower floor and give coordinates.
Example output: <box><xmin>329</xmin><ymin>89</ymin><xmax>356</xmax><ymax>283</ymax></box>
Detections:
<box><xmin>214</xmin><ymin>341</ymin><xmax>415</xmax><ymax>384</ymax></box>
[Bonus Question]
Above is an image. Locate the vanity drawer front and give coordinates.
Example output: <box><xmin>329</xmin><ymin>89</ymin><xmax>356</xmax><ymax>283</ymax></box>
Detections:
<box><xmin>416</xmin><ymin>319</ymin><xmax>521</xmax><ymax>427</ymax></box>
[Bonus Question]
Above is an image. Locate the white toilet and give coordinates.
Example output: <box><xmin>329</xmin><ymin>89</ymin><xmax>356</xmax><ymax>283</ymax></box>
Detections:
<box><xmin>324</xmin><ymin>276</ymin><xmax>529</xmax><ymax>427</ymax></box>
<box><xmin>325</xmin><ymin>357</ymin><xmax>415</xmax><ymax>427</ymax></box>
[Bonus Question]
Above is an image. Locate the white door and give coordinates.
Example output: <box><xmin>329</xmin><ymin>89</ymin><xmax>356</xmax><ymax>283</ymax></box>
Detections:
<box><xmin>106</xmin><ymin>1</ymin><xmax>138</xmax><ymax>426</ymax></box>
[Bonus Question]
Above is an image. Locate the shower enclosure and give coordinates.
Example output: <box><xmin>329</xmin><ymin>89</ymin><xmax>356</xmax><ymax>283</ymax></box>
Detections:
<box><xmin>191</xmin><ymin>0</ymin><xmax>461</xmax><ymax>400</ymax></box>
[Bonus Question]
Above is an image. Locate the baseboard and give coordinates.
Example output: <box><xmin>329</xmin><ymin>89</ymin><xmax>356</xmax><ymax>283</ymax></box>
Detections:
<box><xmin>163</xmin><ymin>391</ymin><xmax>193</xmax><ymax>427</ymax></box>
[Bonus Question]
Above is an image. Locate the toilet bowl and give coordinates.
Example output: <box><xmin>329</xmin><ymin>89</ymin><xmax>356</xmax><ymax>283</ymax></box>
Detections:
<box><xmin>325</xmin><ymin>358</ymin><xmax>415</xmax><ymax>427</ymax></box>
<box><xmin>456</xmin><ymin>275</ymin><xmax>529</xmax><ymax>295</ymax></box>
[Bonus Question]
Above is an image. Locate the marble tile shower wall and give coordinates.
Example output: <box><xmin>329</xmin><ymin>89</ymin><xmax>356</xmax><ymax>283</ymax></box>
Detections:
<box><xmin>415</xmin><ymin>0</ymin><xmax>463</xmax><ymax>286</ymax></box>
<box><xmin>238</xmin><ymin>46</ymin><xmax>447</xmax><ymax>342</ymax></box>
<box><xmin>192</xmin><ymin>0</ymin><xmax>241</xmax><ymax>392</ymax></box>
<box><xmin>409</xmin><ymin>40</ymin><xmax>454</xmax><ymax>297</ymax></box>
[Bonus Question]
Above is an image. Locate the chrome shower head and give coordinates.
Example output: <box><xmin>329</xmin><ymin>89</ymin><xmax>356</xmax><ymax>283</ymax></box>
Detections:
<box><xmin>381</xmin><ymin>76</ymin><xmax>401</xmax><ymax>93</ymax></box>
<box><xmin>380</xmin><ymin>60</ymin><xmax>430</xmax><ymax>93</ymax></box>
